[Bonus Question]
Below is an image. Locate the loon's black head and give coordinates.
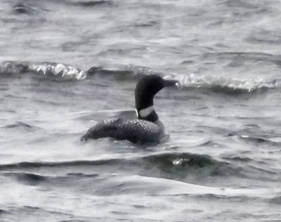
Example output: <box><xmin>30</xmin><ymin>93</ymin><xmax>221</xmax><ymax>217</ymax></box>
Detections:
<box><xmin>135</xmin><ymin>75</ymin><xmax>178</xmax><ymax>122</ymax></box>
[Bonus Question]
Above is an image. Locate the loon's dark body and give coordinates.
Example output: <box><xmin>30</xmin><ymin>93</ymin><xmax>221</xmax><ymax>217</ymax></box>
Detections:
<box><xmin>81</xmin><ymin>118</ymin><xmax>163</xmax><ymax>144</ymax></box>
<box><xmin>81</xmin><ymin>75</ymin><xmax>178</xmax><ymax>144</ymax></box>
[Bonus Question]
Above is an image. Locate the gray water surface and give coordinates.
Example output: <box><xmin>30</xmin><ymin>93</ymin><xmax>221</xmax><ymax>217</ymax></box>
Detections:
<box><xmin>1</xmin><ymin>0</ymin><xmax>281</xmax><ymax>221</ymax></box>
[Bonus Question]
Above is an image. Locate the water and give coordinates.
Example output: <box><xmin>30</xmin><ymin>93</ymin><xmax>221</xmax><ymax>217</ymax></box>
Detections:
<box><xmin>1</xmin><ymin>0</ymin><xmax>281</xmax><ymax>221</ymax></box>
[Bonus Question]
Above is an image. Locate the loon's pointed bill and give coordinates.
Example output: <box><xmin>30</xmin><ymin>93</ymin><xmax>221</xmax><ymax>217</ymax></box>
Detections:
<box><xmin>81</xmin><ymin>74</ymin><xmax>178</xmax><ymax>144</ymax></box>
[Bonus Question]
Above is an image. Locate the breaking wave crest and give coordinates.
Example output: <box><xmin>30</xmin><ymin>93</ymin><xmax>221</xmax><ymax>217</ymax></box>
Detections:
<box><xmin>166</xmin><ymin>73</ymin><xmax>280</xmax><ymax>94</ymax></box>
<box><xmin>0</xmin><ymin>61</ymin><xmax>86</xmax><ymax>80</ymax></box>
<box><xmin>1</xmin><ymin>61</ymin><xmax>280</xmax><ymax>93</ymax></box>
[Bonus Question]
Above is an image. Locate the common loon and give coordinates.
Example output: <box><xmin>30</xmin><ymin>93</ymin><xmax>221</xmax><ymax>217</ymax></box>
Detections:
<box><xmin>81</xmin><ymin>75</ymin><xmax>178</xmax><ymax>144</ymax></box>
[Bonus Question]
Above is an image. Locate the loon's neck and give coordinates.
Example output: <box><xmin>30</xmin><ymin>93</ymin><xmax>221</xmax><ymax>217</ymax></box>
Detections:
<box><xmin>137</xmin><ymin>105</ymin><xmax>167</xmax><ymax>135</ymax></box>
<box><xmin>136</xmin><ymin>105</ymin><xmax>158</xmax><ymax>122</ymax></box>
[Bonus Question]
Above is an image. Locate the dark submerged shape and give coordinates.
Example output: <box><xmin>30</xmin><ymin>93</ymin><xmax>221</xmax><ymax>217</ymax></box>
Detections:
<box><xmin>13</xmin><ymin>3</ymin><xmax>30</xmax><ymax>14</ymax></box>
<box><xmin>81</xmin><ymin>75</ymin><xmax>178</xmax><ymax>144</ymax></box>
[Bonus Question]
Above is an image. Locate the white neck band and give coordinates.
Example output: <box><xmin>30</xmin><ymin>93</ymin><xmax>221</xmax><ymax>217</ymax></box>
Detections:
<box><xmin>138</xmin><ymin>106</ymin><xmax>154</xmax><ymax>118</ymax></box>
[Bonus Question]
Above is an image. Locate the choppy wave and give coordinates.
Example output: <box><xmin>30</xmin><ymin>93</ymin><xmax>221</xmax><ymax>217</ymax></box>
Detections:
<box><xmin>166</xmin><ymin>73</ymin><xmax>279</xmax><ymax>94</ymax></box>
<box><xmin>1</xmin><ymin>61</ymin><xmax>280</xmax><ymax>94</ymax></box>
<box><xmin>2</xmin><ymin>121</ymin><xmax>35</xmax><ymax>130</ymax></box>
<box><xmin>2</xmin><ymin>171</ymin><xmax>280</xmax><ymax>201</ymax></box>
<box><xmin>1</xmin><ymin>151</ymin><xmax>278</xmax><ymax>183</ymax></box>
<box><xmin>0</xmin><ymin>61</ymin><xmax>86</xmax><ymax>80</ymax></box>
<box><xmin>238</xmin><ymin>134</ymin><xmax>281</xmax><ymax>146</ymax></box>
<box><xmin>71</xmin><ymin>0</ymin><xmax>113</xmax><ymax>7</ymax></box>
<box><xmin>0</xmin><ymin>152</ymin><xmax>227</xmax><ymax>185</ymax></box>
